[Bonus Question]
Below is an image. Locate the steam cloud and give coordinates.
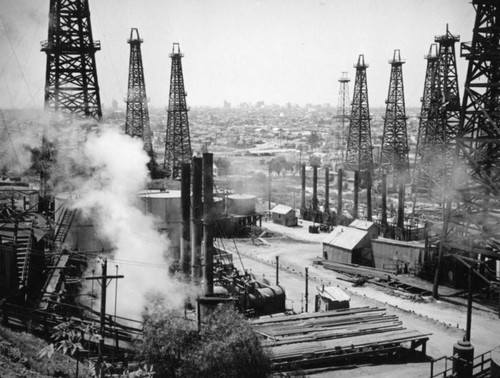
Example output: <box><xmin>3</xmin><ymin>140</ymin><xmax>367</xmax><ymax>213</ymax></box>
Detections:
<box><xmin>60</xmin><ymin>123</ymin><xmax>193</xmax><ymax>320</ymax></box>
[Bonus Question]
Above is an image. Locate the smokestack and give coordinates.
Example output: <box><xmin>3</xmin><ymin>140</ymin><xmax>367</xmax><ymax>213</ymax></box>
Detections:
<box><xmin>301</xmin><ymin>163</ymin><xmax>306</xmax><ymax>211</ymax></box>
<box><xmin>180</xmin><ymin>162</ymin><xmax>191</xmax><ymax>275</ymax></box>
<box><xmin>381</xmin><ymin>173</ymin><xmax>388</xmax><ymax>234</ymax></box>
<box><xmin>337</xmin><ymin>168</ymin><xmax>343</xmax><ymax>225</ymax></box>
<box><xmin>324</xmin><ymin>166</ymin><xmax>330</xmax><ymax>216</ymax></box>
<box><xmin>366</xmin><ymin>170</ymin><xmax>372</xmax><ymax>221</ymax></box>
<box><xmin>191</xmin><ymin>157</ymin><xmax>203</xmax><ymax>283</ymax></box>
<box><xmin>202</xmin><ymin>153</ymin><xmax>214</xmax><ymax>295</ymax></box>
<box><xmin>397</xmin><ymin>181</ymin><xmax>405</xmax><ymax>235</ymax></box>
<box><xmin>353</xmin><ymin>170</ymin><xmax>359</xmax><ymax>219</ymax></box>
<box><xmin>312</xmin><ymin>165</ymin><xmax>318</xmax><ymax>212</ymax></box>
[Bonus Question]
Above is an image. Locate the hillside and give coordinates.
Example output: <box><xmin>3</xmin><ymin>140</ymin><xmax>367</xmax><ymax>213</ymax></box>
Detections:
<box><xmin>0</xmin><ymin>325</ymin><xmax>91</xmax><ymax>378</ymax></box>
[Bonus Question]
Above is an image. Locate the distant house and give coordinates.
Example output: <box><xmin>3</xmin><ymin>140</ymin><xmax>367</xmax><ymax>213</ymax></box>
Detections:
<box><xmin>270</xmin><ymin>204</ymin><xmax>297</xmax><ymax>227</ymax></box>
<box><xmin>322</xmin><ymin>226</ymin><xmax>373</xmax><ymax>267</ymax></box>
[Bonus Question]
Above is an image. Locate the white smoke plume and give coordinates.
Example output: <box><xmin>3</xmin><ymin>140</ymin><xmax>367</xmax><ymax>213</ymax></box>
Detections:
<box><xmin>64</xmin><ymin>124</ymin><xmax>193</xmax><ymax>321</ymax></box>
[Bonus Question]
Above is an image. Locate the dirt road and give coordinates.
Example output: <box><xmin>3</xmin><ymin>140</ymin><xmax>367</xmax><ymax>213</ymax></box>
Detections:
<box><xmin>220</xmin><ymin>222</ymin><xmax>500</xmax><ymax>377</ymax></box>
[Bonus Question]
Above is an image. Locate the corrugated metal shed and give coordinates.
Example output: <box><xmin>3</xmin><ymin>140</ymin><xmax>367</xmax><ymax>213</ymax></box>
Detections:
<box><xmin>323</xmin><ymin>226</ymin><xmax>367</xmax><ymax>251</ymax></box>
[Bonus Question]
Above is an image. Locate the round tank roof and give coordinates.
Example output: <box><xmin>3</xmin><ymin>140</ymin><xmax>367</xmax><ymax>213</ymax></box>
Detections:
<box><xmin>228</xmin><ymin>194</ymin><xmax>256</xmax><ymax>200</ymax></box>
<box><xmin>137</xmin><ymin>190</ymin><xmax>181</xmax><ymax>199</ymax></box>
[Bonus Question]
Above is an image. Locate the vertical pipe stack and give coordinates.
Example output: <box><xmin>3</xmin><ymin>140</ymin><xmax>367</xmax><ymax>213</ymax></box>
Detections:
<box><xmin>312</xmin><ymin>165</ymin><xmax>318</xmax><ymax>212</ymax></box>
<box><xmin>203</xmin><ymin>153</ymin><xmax>214</xmax><ymax>295</ymax></box>
<box><xmin>191</xmin><ymin>157</ymin><xmax>203</xmax><ymax>283</ymax></box>
<box><xmin>301</xmin><ymin>164</ymin><xmax>306</xmax><ymax>212</ymax></box>
<box><xmin>381</xmin><ymin>173</ymin><xmax>388</xmax><ymax>234</ymax></box>
<box><xmin>353</xmin><ymin>170</ymin><xmax>359</xmax><ymax>219</ymax></box>
<box><xmin>397</xmin><ymin>182</ymin><xmax>405</xmax><ymax>233</ymax></box>
<box><xmin>324</xmin><ymin>167</ymin><xmax>330</xmax><ymax>216</ymax></box>
<box><xmin>337</xmin><ymin>168</ymin><xmax>343</xmax><ymax>225</ymax></box>
<box><xmin>366</xmin><ymin>171</ymin><xmax>372</xmax><ymax>221</ymax></box>
<box><xmin>180</xmin><ymin>163</ymin><xmax>191</xmax><ymax>275</ymax></box>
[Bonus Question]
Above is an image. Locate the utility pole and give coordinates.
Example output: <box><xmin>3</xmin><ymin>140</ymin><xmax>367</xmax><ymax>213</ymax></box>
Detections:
<box><xmin>86</xmin><ymin>258</ymin><xmax>123</xmax><ymax>378</ymax></box>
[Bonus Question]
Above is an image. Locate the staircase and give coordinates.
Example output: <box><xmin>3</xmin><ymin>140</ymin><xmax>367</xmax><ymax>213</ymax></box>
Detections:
<box><xmin>54</xmin><ymin>208</ymin><xmax>75</xmax><ymax>250</ymax></box>
<box><xmin>15</xmin><ymin>229</ymin><xmax>32</xmax><ymax>288</ymax></box>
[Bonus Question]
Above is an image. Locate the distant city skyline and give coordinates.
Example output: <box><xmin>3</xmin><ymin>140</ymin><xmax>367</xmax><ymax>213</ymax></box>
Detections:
<box><xmin>0</xmin><ymin>0</ymin><xmax>475</xmax><ymax>111</ymax></box>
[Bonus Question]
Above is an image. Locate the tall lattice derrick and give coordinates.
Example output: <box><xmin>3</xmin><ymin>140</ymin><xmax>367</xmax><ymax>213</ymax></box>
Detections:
<box><xmin>333</xmin><ymin>72</ymin><xmax>350</xmax><ymax>159</ymax></box>
<box><xmin>41</xmin><ymin>0</ymin><xmax>102</xmax><ymax>121</ymax></box>
<box><xmin>414</xmin><ymin>28</ymin><xmax>461</xmax><ymax>202</ymax></box>
<box><xmin>379</xmin><ymin>49</ymin><xmax>410</xmax><ymax>185</ymax></box>
<box><xmin>413</xmin><ymin>44</ymin><xmax>439</xmax><ymax>198</ymax></box>
<box><xmin>164</xmin><ymin>43</ymin><xmax>192</xmax><ymax>179</ymax></box>
<box><xmin>125</xmin><ymin>28</ymin><xmax>156</xmax><ymax>170</ymax></box>
<box><xmin>345</xmin><ymin>55</ymin><xmax>373</xmax><ymax>173</ymax></box>
<box><xmin>448</xmin><ymin>0</ymin><xmax>500</xmax><ymax>251</ymax></box>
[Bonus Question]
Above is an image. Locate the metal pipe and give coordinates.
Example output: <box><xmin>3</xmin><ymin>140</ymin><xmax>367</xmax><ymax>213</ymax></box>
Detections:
<box><xmin>381</xmin><ymin>173</ymin><xmax>388</xmax><ymax>231</ymax></box>
<box><xmin>275</xmin><ymin>255</ymin><xmax>279</xmax><ymax>286</ymax></box>
<box><xmin>312</xmin><ymin>165</ymin><xmax>318</xmax><ymax>212</ymax></box>
<box><xmin>203</xmin><ymin>153</ymin><xmax>214</xmax><ymax>295</ymax></box>
<box><xmin>397</xmin><ymin>181</ymin><xmax>405</xmax><ymax>232</ymax></box>
<box><xmin>337</xmin><ymin>168</ymin><xmax>343</xmax><ymax>225</ymax></box>
<box><xmin>324</xmin><ymin>166</ymin><xmax>330</xmax><ymax>216</ymax></box>
<box><xmin>466</xmin><ymin>264</ymin><xmax>473</xmax><ymax>342</ymax></box>
<box><xmin>353</xmin><ymin>170</ymin><xmax>359</xmax><ymax>219</ymax></box>
<box><xmin>305</xmin><ymin>267</ymin><xmax>309</xmax><ymax>313</ymax></box>
<box><xmin>180</xmin><ymin>162</ymin><xmax>191</xmax><ymax>275</ymax></box>
<box><xmin>366</xmin><ymin>170</ymin><xmax>372</xmax><ymax>221</ymax></box>
<box><xmin>191</xmin><ymin>157</ymin><xmax>203</xmax><ymax>283</ymax></box>
<box><xmin>301</xmin><ymin>164</ymin><xmax>306</xmax><ymax>212</ymax></box>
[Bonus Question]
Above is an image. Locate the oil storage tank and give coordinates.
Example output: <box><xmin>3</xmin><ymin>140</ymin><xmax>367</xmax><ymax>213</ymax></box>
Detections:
<box><xmin>227</xmin><ymin>194</ymin><xmax>256</xmax><ymax>216</ymax></box>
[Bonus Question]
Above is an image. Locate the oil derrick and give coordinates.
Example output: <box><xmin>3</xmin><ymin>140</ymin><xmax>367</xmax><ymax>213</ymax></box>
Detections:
<box><xmin>345</xmin><ymin>55</ymin><xmax>373</xmax><ymax>173</ymax></box>
<box><xmin>448</xmin><ymin>0</ymin><xmax>500</xmax><ymax>252</ymax></box>
<box><xmin>41</xmin><ymin>0</ymin><xmax>102</xmax><ymax>121</ymax></box>
<box><xmin>333</xmin><ymin>72</ymin><xmax>350</xmax><ymax>160</ymax></box>
<box><xmin>414</xmin><ymin>28</ymin><xmax>461</xmax><ymax>202</ymax></box>
<box><xmin>125</xmin><ymin>28</ymin><xmax>157</xmax><ymax>176</ymax></box>
<box><xmin>379</xmin><ymin>49</ymin><xmax>410</xmax><ymax>185</ymax></box>
<box><xmin>164</xmin><ymin>43</ymin><xmax>192</xmax><ymax>179</ymax></box>
<box><xmin>413</xmin><ymin>44</ymin><xmax>439</xmax><ymax>198</ymax></box>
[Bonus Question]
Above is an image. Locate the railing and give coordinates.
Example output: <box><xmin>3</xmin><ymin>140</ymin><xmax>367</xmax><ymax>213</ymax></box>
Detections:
<box><xmin>430</xmin><ymin>350</ymin><xmax>491</xmax><ymax>377</ymax></box>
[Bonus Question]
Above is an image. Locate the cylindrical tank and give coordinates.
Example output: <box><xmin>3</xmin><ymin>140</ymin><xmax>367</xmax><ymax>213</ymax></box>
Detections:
<box><xmin>137</xmin><ymin>190</ymin><xmax>182</xmax><ymax>260</ymax></box>
<box><xmin>452</xmin><ymin>340</ymin><xmax>474</xmax><ymax>377</ymax></box>
<box><xmin>227</xmin><ymin>194</ymin><xmax>256</xmax><ymax>216</ymax></box>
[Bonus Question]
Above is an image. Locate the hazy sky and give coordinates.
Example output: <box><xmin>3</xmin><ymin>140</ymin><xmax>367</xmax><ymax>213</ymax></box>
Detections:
<box><xmin>0</xmin><ymin>0</ymin><xmax>475</xmax><ymax>109</ymax></box>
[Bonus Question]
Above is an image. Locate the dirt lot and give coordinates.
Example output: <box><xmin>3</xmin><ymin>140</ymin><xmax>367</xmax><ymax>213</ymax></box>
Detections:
<box><xmin>219</xmin><ymin>220</ymin><xmax>500</xmax><ymax>377</ymax></box>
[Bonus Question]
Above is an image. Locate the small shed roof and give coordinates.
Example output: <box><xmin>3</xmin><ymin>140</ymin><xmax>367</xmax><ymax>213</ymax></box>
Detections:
<box><xmin>316</xmin><ymin>286</ymin><xmax>350</xmax><ymax>302</ymax></box>
<box><xmin>271</xmin><ymin>204</ymin><xmax>294</xmax><ymax>215</ymax></box>
<box><xmin>349</xmin><ymin>219</ymin><xmax>376</xmax><ymax>231</ymax></box>
<box><xmin>323</xmin><ymin>226</ymin><xmax>367</xmax><ymax>251</ymax></box>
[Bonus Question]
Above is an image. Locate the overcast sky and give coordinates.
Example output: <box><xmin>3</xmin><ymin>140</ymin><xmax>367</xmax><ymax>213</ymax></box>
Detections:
<box><xmin>0</xmin><ymin>0</ymin><xmax>475</xmax><ymax>109</ymax></box>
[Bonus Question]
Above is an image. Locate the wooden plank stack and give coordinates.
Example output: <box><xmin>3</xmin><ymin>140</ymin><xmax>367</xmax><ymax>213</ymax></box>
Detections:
<box><xmin>251</xmin><ymin>306</ymin><xmax>431</xmax><ymax>372</ymax></box>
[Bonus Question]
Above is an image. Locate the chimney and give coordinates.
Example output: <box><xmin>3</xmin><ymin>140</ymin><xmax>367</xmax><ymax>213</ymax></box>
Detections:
<box><xmin>180</xmin><ymin>162</ymin><xmax>191</xmax><ymax>276</ymax></box>
<box><xmin>202</xmin><ymin>153</ymin><xmax>214</xmax><ymax>295</ymax></box>
<box><xmin>191</xmin><ymin>157</ymin><xmax>203</xmax><ymax>283</ymax></box>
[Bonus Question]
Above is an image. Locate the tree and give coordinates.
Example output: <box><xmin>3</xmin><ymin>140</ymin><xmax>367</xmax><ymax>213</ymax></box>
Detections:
<box><xmin>269</xmin><ymin>156</ymin><xmax>292</xmax><ymax>176</ymax></box>
<box><xmin>309</xmin><ymin>154</ymin><xmax>322</xmax><ymax>167</ymax></box>
<box><xmin>214</xmin><ymin>157</ymin><xmax>232</xmax><ymax>176</ymax></box>
<box><xmin>139</xmin><ymin>305</ymin><xmax>271</xmax><ymax>378</ymax></box>
<box><xmin>185</xmin><ymin>305</ymin><xmax>271</xmax><ymax>378</ymax></box>
<box><xmin>306</xmin><ymin>131</ymin><xmax>322</xmax><ymax>151</ymax></box>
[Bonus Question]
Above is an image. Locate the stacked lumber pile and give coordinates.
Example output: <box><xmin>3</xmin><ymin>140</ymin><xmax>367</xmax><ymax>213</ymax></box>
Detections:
<box><xmin>251</xmin><ymin>306</ymin><xmax>431</xmax><ymax>371</ymax></box>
